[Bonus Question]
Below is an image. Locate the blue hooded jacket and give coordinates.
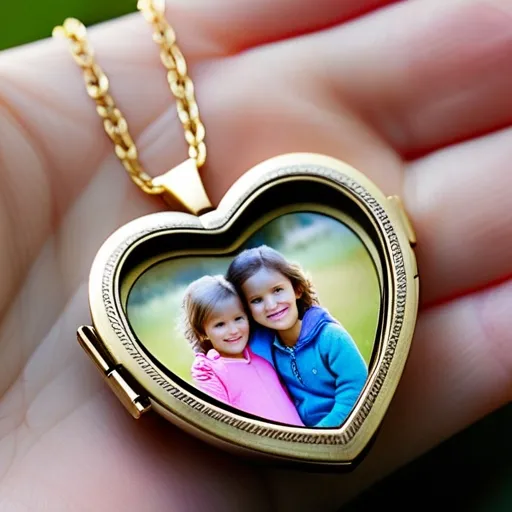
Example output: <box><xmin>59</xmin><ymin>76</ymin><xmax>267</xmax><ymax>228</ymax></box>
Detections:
<box><xmin>250</xmin><ymin>306</ymin><xmax>368</xmax><ymax>428</ymax></box>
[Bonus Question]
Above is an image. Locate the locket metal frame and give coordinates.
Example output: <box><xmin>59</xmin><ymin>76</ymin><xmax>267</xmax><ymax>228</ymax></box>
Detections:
<box><xmin>78</xmin><ymin>153</ymin><xmax>419</xmax><ymax>469</ymax></box>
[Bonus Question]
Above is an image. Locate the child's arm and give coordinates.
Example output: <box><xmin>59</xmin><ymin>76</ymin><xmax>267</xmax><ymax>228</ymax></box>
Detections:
<box><xmin>315</xmin><ymin>324</ymin><xmax>368</xmax><ymax>428</ymax></box>
<box><xmin>191</xmin><ymin>353</ymin><xmax>230</xmax><ymax>404</ymax></box>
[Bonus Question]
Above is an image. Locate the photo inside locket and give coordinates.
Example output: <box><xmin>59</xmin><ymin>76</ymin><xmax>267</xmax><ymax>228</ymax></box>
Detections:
<box><xmin>124</xmin><ymin>208</ymin><xmax>383</xmax><ymax>430</ymax></box>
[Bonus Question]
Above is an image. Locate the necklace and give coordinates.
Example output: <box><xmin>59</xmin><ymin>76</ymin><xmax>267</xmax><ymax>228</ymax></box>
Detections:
<box><xmin>53</xmin><ymin>0</ymin><xmax>419</xmax><ymax>469</ymax></box>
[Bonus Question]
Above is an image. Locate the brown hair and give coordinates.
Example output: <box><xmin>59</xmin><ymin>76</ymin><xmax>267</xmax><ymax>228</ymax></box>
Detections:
<box><xmin>181</xmin><ymin>275</ymin><xmax>242</xmax><ymax>354</ymax></box>
<box><xmin>226</xmin><ymin>245</ymin><xmax>319</xmax><ymax>318</ymax></box>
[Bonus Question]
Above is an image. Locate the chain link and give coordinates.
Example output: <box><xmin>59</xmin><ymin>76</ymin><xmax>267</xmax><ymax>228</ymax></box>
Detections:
<box><xmin>53</xmin><ymin>0</ymin><xmax>206</xmax><ymax>197</ymax></box>
<box><xmin>138</xmin><ymin>0</ymin><xmax>206</xmax><ymax>167</ymax></box>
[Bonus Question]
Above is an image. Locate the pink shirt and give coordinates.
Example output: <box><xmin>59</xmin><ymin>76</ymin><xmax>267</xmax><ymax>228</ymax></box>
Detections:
<box><xmin>191</xmin><ymin>348</ymin><xmax>303</xmax><ymax>426</ymax></box>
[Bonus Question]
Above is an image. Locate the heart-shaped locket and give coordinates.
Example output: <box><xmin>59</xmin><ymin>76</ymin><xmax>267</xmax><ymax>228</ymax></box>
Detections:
<box><xmin>78</xmin><ymin>152</ymin><xmax>418</xmax><ymax>469</ymax></box>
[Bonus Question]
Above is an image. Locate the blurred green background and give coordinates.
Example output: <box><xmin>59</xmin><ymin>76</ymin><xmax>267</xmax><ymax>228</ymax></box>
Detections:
<box><xmin>1</xmin><ymin>1</ymin><xmax>510</xmax><ymax>510</ymax></box>
<box><xmin>0</xmin><ymin>1</ymin><xmax>134</xmax><ymax>51</ymax></box>
<box><xmin>127</xmin><ymin>212</ymin><xmax>379</xmax><ymax>384</ymax></box>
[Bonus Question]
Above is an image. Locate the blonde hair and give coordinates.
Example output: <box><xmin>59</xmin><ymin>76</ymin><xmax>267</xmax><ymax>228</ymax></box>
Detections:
<box><xmin>181</xmin><ymin>275</ymin><xmax>242</xmax><ymax>354</ymax></box>
<box><xmin>226</xmin><ymin>245</ymin><xmax>319</xmax><ymax>317</ymax></box>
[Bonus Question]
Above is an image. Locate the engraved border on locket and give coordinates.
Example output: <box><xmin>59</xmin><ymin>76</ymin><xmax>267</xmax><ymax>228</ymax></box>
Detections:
<box><xmin>101</xmin><ymin>163</ymin><xmax>406</xmax><ymax>446</ymax></box>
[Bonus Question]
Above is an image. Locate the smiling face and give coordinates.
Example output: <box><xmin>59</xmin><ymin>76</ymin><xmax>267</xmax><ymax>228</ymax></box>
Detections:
<box><xmin>241</xmin><ymin>268</ymin><xmax>302</xmax><ymax>337</ymax></box>
<box><xmin>203</xmin><ymin>295</ymin><xmax>250</xmax><ymax>358</ymax></box>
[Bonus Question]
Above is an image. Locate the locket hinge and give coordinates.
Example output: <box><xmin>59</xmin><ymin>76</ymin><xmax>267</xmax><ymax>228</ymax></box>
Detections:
<box><xmin>77</xmin><ymin>325</ymin><xmax>151</xmax><ymax>419</ymax></box>
<box><xmin>153</xmin><ymin>158</ymin><xmax>213</xmax><ymax>216</ymax></box>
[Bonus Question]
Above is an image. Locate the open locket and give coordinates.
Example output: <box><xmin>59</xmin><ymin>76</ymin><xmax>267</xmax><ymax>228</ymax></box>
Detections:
<box><xmin>78</xmin><ymin>152</ymin><xmax>419</xmax><ymax>469</ymax></box>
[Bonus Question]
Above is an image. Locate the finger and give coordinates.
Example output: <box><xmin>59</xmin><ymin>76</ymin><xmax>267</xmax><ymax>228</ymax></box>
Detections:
<box><xmin>1</xmin><ymin>377</ymin><xmax>269</xmax><ymax>512</ymax></box>
<box><xmin>313</xmin><ymin>0</ymin><xmax>512</xmax><ymax>156</ymax></box>
<box><xmin>161</xmin><ymin>0</ymin><xmax>397</xmax><ymax>54</ymax></box>
<box><xmin>267</xmin><ymin>278</ymin><xmax>512</xmax><ymax>511</ymax></box>
<box><xmin>0</xmin><ymin>0</ymin><xmax>398</xmax><ymax>194</ymax></box>
<box><xmin>404</xmin><ymin>126</ymin><xmax>512</xmax><ymax>306</ymax></box>
<box><xmin>0</xmin><ymin>0</ymin><xmax>395</xmax><ymax>315</ymax></box>
<box><xmin>354</xmin><ymin>278</ymin><xmax>512</xmax><ymax>504</ymax></box>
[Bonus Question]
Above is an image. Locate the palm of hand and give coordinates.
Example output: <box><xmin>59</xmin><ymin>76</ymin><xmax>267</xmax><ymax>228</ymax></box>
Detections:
<box><xmin>0</xmin><ymin>1</ymin><xmax>511</xmax><ymax>510</ymax></box>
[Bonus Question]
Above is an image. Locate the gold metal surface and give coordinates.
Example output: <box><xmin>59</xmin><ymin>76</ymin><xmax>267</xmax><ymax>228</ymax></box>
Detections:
<box><xmin>53</xmin><ymin>3</ymin><xmax>210</xmax><ymax>212</ymax></box>
<box><xmin>388</xmin><ymin>195</ymin><xmax>417</xmax><ymax>248</ymax></box>
<box><xmin>152</xmin><ymin>158</ymin><xmax>213</xmax><ymax>215</ymax></box>
<box><xmin>107</xmin><ymin>369</ymin><xmax>151</xmax><ymax>419</ymax></box>
<box><xmin>84</xmin><ymin>152</ymin><xmax>420</xmax><ymax>468</ymax></box>
<box><xmin>77</xmin><ymin>325</ymin><xmax>150</xmax><ymax>419</ymax></box>
<box><xmin>138</xmin><ymin>0</ymin><xmax>207</xmax><ymax>168</ymax></box>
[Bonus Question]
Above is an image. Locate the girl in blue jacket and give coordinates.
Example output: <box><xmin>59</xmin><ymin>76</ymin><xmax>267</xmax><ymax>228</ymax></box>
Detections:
<box><xmin>226</xmin><ymin>245</ymin><xmax>368</xmax><ymax>428</ymax></box>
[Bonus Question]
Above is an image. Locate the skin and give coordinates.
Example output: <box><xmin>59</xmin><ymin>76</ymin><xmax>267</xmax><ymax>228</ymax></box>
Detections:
<box><xmin>242</xmin><ymin>268</ymin><xmax>302</xmax><ymax>347</ymax></box>
<box><xmin>0</xmin><ymin>0</ymin><xmax>511</xmax><ymax>510</ymax></box>
<box><xmin>202</xmin><ymin>296</ymin><xmax>250</xmax><ymax>358</ymax></box>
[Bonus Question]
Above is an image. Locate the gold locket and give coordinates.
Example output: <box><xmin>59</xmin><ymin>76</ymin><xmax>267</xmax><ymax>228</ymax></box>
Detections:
<box><xmin>55</xmin><ymin>2</ymin><xmax>419</xmax><ymax>470</ymax></box>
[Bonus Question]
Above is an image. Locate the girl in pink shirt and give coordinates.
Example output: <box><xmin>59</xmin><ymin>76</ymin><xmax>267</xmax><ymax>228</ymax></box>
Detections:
<box><xmin>181</xmin><ymin>275</ymin><xmax>303</xmax><ymax>426</ymax></box>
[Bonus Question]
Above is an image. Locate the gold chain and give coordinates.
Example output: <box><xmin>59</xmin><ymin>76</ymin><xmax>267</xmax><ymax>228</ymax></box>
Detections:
<box><xmin>138</xmin><ymin>0</ymin><xmax>206</xmax><ymax>167</ymax></box>
<box><xmin>52</xmin><ymin>0</ymin><xmax>206</xmax><ymax>197</ymax></box>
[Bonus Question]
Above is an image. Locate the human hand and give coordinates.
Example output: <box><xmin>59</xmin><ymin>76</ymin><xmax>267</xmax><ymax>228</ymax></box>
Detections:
<box><xmin>0</xmin><ymin>1</ymin><xmax>511</xmax><ymax>510</ymax></box>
